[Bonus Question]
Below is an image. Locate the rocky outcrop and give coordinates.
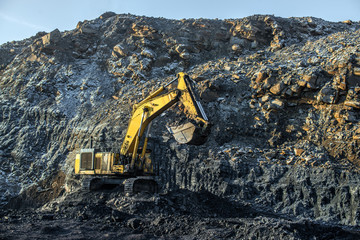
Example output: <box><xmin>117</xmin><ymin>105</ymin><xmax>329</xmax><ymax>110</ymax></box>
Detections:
<box><xmin>159</xmin><ymin>143</ymin><xmax>360</xmax><ymax>225</ymax></box>
<box><xmin>1</xmin><ymin>13</ymin><xmax>360</xmax><ymax>236</ymax></box>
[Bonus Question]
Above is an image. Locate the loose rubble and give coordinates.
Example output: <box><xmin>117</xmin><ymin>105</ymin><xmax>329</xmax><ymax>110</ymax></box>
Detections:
<box><xmin>1</xmin><ymin>13</ymin><xmax>360</xmax><ymax>239</ymax></box>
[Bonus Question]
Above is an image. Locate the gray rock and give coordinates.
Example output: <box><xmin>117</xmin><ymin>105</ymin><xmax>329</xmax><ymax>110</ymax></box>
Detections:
<box><xmin>113</xmin><ymin>43</ymin><xmax>129</xmax><ymax>57</ymax></box>
<box><xmin>317</xmin><ymin>83</ymin><xmax>338</xmax><ymax>103</ymax></box>
<box><xmin>42</xmin><ymin>29</ymin><xmax>61</xmax><ymax>46</ymax></box>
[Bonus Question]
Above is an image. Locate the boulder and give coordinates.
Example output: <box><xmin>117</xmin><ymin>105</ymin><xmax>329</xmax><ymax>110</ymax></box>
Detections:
<box><xmin>76</xmin><ymin>21</ymin><xmax>98</xmax><ymax>34</ymax></box>
<box><xmin>269</xmin><ymin>82</ymin><xmax>285</xmax><ymax>95</ymax></box>
<box><xmin>42</xmin><ymin>29</ymin><xmax>61</xmax><ymax>46</ymax></box>
<box><xmin>113</xmin><ymin>44</ymin><xmax>129</xmax><ymax>57</ymax></box>
<box><xmin>141</xmin><ymin>48</ymin><xmax>156</xmax><ymax>59</ymax></box>
<box><xmin>317</xmin><ymin>83</ymin><xmax>338</xmax><ymax>104</ymax></box>
<box><xmin>354</xmin><ymin>67</ymin><xmax>360</xmax><ymax>76</ymax></box>
<box><xmin>270</xmin><ymin>99</ymin><xmax>285</xmax><ymax>109</ymax></box>
<box><xmin>99</xmin><ymin>12</ymin><xmax>116</xmax><ymax>19</ymax></box>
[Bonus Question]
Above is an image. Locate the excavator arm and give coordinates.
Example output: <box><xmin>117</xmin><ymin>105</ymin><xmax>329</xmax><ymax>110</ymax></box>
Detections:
<box><xmin>120</xmin><ymin>72</ymin><xmax>209</xmax><ymax>170</ymax></box>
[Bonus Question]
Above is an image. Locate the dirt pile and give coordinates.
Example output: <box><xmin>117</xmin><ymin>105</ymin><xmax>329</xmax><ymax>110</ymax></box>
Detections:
<box><xmin>2</xmin><ymin>189</ymin><xmax>360</xmax><ymax>239</ymax></box>
<box><xmin>1</xmin><ymin>12</ymin><xmax>360</xmax><ymax>238</ymax></box>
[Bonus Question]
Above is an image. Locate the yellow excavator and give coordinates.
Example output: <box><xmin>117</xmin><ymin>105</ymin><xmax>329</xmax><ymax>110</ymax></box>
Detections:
<box><xmin>74</xmin><ymin>72</ymin><xmax>210</xmax><ymax>193</ymax></box>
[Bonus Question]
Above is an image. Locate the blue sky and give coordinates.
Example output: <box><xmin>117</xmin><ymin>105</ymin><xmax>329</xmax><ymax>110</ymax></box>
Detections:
<box><xmin>0</xmin><ymin>0</ymin><xmax>359</xmax><ymax>44</ymax></box>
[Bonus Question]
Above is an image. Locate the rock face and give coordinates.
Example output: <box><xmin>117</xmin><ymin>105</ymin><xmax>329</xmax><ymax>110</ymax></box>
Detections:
<box><xmin>1</xmin><ymin>12</ymin><xmax>360</xmax><ymax>238</ymax></box>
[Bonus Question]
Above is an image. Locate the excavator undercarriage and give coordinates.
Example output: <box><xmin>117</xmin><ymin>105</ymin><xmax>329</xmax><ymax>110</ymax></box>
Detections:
<box><xmin>81</xmin><ymin>176</ymin><xmax>158</xmax><ymax>194</ymax></box>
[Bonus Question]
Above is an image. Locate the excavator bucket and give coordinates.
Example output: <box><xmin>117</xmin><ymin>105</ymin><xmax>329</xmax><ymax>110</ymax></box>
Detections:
<box><xmin>168</xmin><ymin>121</ymin><xmax>209</xmax><ymax>145</ymax></box>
